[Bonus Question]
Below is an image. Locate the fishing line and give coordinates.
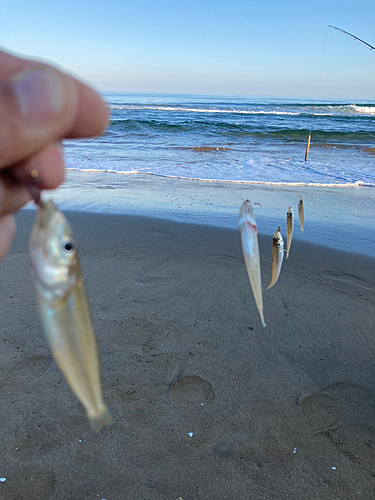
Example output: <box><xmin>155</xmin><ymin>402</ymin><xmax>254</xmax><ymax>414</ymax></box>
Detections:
<box><xmin>26</xmin><ymin>170</ymin><xmax>42</xmax><ymax>205</ymax></box>
<box><xmin>305</xmin><ymin>25</ymin><xmax>330</xmax><ymax>161</ymax></box>
<box><xmin>304</xmin><ymin>25</ymin><xmax>375</xmax><ymax>161</ymax></box>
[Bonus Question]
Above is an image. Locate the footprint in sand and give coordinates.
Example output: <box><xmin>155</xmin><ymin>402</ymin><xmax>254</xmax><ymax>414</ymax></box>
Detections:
<box><xmin>169</xmin><ymin>375</ymin><xmax>214</xmax><ymax>409</ymax></box>
<box><xmin>298</xmin><ymin>382</ymin><xmax>375</xmax><ymax>434</ymax></box>
<box><xmin>297</xmin><ymin>392</ymin><xmax>343</xmax><ymax>434</ymax></box>
<box><xmin>298</xmin><ymin>383</ymin><xmax>375</xmax><ymax>497</ymax></box>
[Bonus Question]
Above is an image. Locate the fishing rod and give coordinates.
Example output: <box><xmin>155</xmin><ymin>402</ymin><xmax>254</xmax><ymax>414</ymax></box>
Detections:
<box><xmin>328</xmin><ymin>25</ymin><xmax>375</xmax><ymax>51</ymax></box>
<box><xmin>304</xmin><ymin>25</ymin><xmax>374</xmax><ymax>161</ymax></box>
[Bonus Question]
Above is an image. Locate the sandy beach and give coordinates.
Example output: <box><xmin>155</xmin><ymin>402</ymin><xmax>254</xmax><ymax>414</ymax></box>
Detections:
<box><xmin>1</xmin><ymin>196</ymin><xmax>375</xmax><ymax>499</ymax></box>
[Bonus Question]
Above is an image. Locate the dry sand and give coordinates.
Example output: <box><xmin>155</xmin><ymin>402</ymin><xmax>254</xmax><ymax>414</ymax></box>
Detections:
<box><xmin>1</xmin><ymin>209</ymin><xmax>375</xmax><ymax>499</ymax></box>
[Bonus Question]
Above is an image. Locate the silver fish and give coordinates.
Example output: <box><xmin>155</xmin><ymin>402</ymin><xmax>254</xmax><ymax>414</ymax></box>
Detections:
<box><xmin>286</xmin><ymin>206</ymin><xmax>294</xmax><ymax>259</ymax></box>
<box><xmin>267</xmin><ymin>226</ymin><xmax>284</xmax><ymax>289</ymax></box>
<box><xmin>298</xmin><ymin>196</ymin><xmax>304</xmax><ymax>232</ymax></box>
<box><xmin>238</xmin><ymin>200</ymin><xmax>266</xmax><ymax>327</ymax></box>
<box><xmin>29</xmin><ymin>200</ymin><xmax>112</xmax><ymax>432</ymax></box>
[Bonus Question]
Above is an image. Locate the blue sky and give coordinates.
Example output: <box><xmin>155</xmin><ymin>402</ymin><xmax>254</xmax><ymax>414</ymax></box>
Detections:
<box><xmin>0</xmin><ymin>0</ymin><xmax>374</xmax><ymax>98</ymax></box>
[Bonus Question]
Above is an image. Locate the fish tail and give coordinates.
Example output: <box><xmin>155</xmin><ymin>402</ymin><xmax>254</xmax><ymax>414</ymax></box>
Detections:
<box><xmin>260</xmin><ymin>313</ymin><xmax>266</xmax><ymax>328</ymax></box>
<box><xmin>88</xmin><ymin>407</ymin><xmax>113</xmax><ymax>433</ymax></box>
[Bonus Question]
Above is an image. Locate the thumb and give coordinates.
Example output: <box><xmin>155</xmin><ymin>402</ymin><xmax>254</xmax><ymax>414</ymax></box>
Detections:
<box><xmin>0</xmin><ymin>65</ymin><xmax>78</xmax><ymax>169</ymax></box>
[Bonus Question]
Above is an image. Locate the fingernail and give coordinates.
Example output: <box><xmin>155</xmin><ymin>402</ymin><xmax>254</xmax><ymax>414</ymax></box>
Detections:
<box><xmin>11</xmin><ymin>67</ymin><xmax>65</xmax><ymax>125</ymax></box>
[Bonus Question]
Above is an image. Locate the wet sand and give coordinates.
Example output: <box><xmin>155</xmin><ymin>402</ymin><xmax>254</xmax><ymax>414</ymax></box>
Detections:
<box><xmin>1</xmin><ymin>210</ymin><xmax>375</xmax><ymax>499</ymax></box>
<box><xmin>41</xmin><ymin>170</ymin><xmax>375</xmax><ymax>256</ymax></box>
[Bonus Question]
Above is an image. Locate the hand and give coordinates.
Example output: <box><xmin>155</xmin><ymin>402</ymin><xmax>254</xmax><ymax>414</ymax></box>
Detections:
<box><xmin>0</xmin><ymin>48</ymin><xmax>109</xmax><ymax>262</ymax></box>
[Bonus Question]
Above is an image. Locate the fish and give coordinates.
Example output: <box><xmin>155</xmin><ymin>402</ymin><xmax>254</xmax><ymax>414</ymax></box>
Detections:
<box><xmin>238</xmin><ymin>200</ymin><xmax>266</xmax><ymax>327</ymax></box>
<box><xmin>29</xmin><ymin>199</ymin><xmax>112</xmax><ymax>432</ymax></box>
<box><xmin>286</xmin><ymin>206</ymin><xmax>294</xmax><ymax>259</ymax></box>
<box><xmin>266</xmin><ymin>226</ymin><xmax>284</xmax><ymax>289</ymax></box>
<box><xmin>298</xmin><ymin>196</ymin><xmax>304</xmax><ymax>232</ymax></box>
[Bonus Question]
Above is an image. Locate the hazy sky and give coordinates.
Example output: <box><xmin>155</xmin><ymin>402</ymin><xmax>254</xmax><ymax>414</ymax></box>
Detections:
<box><xmin>0</xmin><ymin>0</ymin><xmax>374</xmax><ymax>98</ymax></box>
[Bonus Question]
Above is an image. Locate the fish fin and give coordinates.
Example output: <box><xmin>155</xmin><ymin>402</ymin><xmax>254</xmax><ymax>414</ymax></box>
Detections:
<box><xmin>300</xmin><ymin>228</ymin><xmax>304</xmax><ymax>233</ymax></box>
<box><xmin>88</xmin><ymin>407</ymin><xmax>112</xmax><ymax>433</ymax></box>
<box><xmin>260</xmin><ymin>315</ymin><xmax>266</xmax><ymax>328</ymax></box>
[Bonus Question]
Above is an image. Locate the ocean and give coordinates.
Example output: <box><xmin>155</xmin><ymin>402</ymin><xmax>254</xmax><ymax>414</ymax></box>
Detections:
<box><xmin>65</xmin><ymin>92</ymin><xmax>375</xmax><ymax>186</ymax></box>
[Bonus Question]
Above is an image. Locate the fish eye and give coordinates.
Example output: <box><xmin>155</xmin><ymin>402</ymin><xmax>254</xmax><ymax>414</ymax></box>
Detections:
<box><xmin>61</xmin><ymin>239</ymin><xmax>75</xmax><ymax>253</ymax></box>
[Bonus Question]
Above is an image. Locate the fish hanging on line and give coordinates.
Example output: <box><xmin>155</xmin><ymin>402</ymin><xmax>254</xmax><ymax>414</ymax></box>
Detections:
<box><xmin>238</xmin><ymin>200</ymin><xmax>266</xmax><ymax>327</ymax></box>
<box><xmin>286</xmin><ymin>206</ymin><xmax>294</xmax><ymax>258</ymax></box>
<box><xmin>267</xmin><ymin>226</ymin><xmax>284</xmax><ymax>290</ymax></box>
<box><xmin>298</xmin><ymin>196</ymin><xmax>304</xmax><ymax>232</ymax></box>
<box><xmin>29</xmin><ymin>198</ymin><xmax>112</xmax><ymax>432</ymax></box>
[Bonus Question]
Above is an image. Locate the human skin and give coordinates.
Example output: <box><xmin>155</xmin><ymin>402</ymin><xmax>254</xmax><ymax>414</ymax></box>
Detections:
<box><xmin>0</xmin><ymin>48</ymin><xmax>109</xmax><ymax>262</ymax></box>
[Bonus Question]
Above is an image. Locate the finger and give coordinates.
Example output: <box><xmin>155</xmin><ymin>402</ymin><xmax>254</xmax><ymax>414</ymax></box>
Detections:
<box><xmin>67</xmin><ymin>77</ymin><xmax>109</xmax><ymax>138</ymax></box>
<box><xmin>12</xmin><ymin>141</ymin><xmax>65</xmax><ymax>190</ymax></box>
<box><xmin>0</xmin><ymin>65</ymin><xmax>78</xmax><ymax>169</ymax></box>
<box><xmin>0</xmin><ymin>141</ymin><xmax>65</xmax><ymax>214</ymax></box>
<box><xmin>0</xmin><ymin>214</ymin><xmax>16</xmax><ymax>262</ymax></box>
<box><xmin>0</xmin><ymin>49</ymin><xmax>36</xmax><ymax>79</ymax></box>
<box><xmin>0</xmin><ymin>172</ymin><xmax>30</xmax><ymax>215</ymax></box>
<box><xmin>0</xmin><ymin>48</ymin><xmax>108</xmax><ymax>141</ymax></box>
